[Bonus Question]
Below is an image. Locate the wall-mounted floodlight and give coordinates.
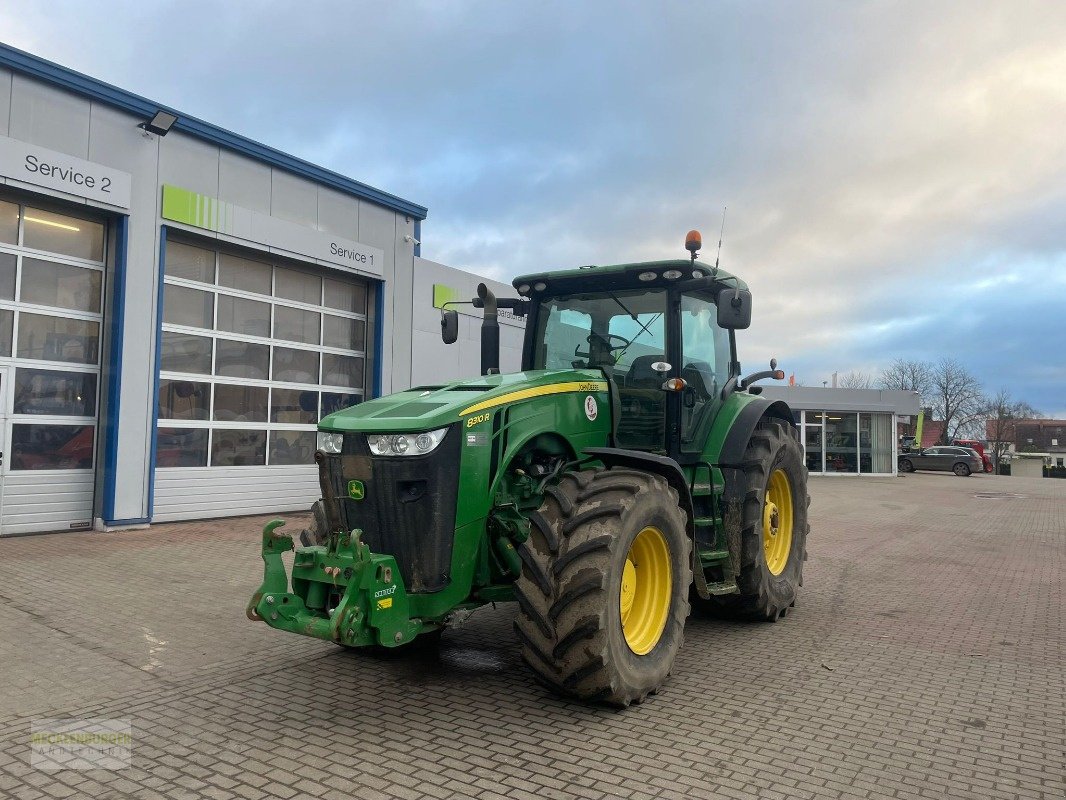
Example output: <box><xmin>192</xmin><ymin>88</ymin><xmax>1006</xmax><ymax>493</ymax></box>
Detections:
<box><xmin>138</xmin><ymin>110</ymin><xmax>178</xmax><ymax>137</ymax></box>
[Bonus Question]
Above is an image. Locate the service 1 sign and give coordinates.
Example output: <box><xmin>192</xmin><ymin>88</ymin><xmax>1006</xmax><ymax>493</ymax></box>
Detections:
<box><xmin>0</xmin><ymin>134</ymin><xmax>132</xmax><ymax>209</ymax></box>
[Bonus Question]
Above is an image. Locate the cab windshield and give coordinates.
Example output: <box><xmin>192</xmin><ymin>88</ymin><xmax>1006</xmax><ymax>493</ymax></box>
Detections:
<box><xmin>532</xmin><ymin>287</ymin><xmax>732</xmax><ymax>453</ymax></box>
<box><xmin>532</xmin><ymin>289</ymin><xmax>667</xmax><ymax>376</ymax></box>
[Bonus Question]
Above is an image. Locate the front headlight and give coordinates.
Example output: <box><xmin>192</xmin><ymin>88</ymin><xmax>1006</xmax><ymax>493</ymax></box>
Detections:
<box><xmin>367</xmin><ymin>427</ymin><xmax>448</xmax><ymax>457</ymax></box>
<box><xmin>317</xmin><ymin>431</ymin><xmax>344</xmax><ymax>454</ymax></box>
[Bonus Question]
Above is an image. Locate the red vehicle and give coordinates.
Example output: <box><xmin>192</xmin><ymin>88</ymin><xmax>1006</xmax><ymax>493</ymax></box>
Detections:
<box><xmin>952</xmin><ymin>439</ymin><xmax>994</xmax><ymax>473</ymax></box>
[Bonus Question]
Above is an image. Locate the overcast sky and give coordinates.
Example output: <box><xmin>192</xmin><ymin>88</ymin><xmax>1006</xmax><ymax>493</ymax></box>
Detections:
<box><xmin>3</xmin><ymin>1</ymin><xmax>1064</xmax><ymax>414</ymax></box>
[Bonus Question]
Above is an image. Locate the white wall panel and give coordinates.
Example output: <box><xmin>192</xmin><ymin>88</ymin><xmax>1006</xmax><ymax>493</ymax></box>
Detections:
<box><xmin>158</xmin><ymin>132</ymin><xmax>220</xmax><ymax>198</ymax></box>
<box><xmin>0</xmin><ymin>68</ymin><xmax>10</xmax><ymax>136</ymax></box>
<box><xmin>153</xmin><ymin>466</ymin><xmax>319</xmax><ymax>522</ymax></box>
<box><xmin>270</xmin><ymin>169</ymin><xmax>317</xmax><ymax>228</ymax></box>
<box><xmin>410</xmin><ymin>328</ymin><xmax>460</xmax><ymax>385</ymax></box>
<box><xmin>219</xmin><ymin>150</ymin><xmax>271</xmax><ymax>215</ymax></box>
<box><xmin>317</xmin><ymin>186</ymin><xmax>360</xmax><ymax>238</ymax></box>
<box><xmin>8</xmin><ymin>75</ymin><xmax>90</xmax><ymax>157</ymax></box>
<box><xmin>359</xmin><ymin>202</ymin><xmax>397</xmax><ymax>392</ymax></box>
<box><xmin>1</xmin><ymin>473</ymin><xmax>94</xmax><ymax>535</ymax></box>
<box><xmin>390</xmin><ymin>218</ymin><xmax>417</xmax><ymax>391</ymax></box>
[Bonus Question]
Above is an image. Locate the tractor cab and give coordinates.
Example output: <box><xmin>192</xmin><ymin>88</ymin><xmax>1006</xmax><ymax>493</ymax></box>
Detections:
<box><xmin>514</xmin><ymin>259</ymin><xmax>750</xmax><ymax>459</ymax></box>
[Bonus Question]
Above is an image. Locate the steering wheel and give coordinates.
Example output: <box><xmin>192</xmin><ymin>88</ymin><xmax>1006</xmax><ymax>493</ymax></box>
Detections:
<box><xmin>586</xmin><ymin>332</ymin><xmax>631</xmax><ymax>352</ymax></box>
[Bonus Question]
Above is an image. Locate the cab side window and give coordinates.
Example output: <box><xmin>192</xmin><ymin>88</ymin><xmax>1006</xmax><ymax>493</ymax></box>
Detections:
<box><xmin>536</xmin><ymin>304</ymin><xmax>592</xmax><ymax>370</ymax></box>
<box><xmin>680</xmin><ymin>293</ymin><xmax>731</xmax><ymax>452</ymax></box>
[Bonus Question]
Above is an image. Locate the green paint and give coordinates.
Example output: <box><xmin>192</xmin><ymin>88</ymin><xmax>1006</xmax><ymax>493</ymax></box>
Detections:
<box><xmin>432</xmin><ymin>283</ymin><xmax>459</xmax><ymax>309</ymax></box>
<box><xmin>160</xmin><ymin>185</ymin><xmax>202</xmax><ymax>227</ymax></box>
<box><xmin>161</xmin><ymin>185</ymin><xmax>235</xmax><ymax>234</ymax></box>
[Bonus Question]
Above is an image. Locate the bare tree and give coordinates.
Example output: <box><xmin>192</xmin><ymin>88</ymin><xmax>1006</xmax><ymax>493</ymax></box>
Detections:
<box><xmin>840</xmin><ymin>370</ymin><xmax>872</xmax><ymax>389</ymax></box>
<box><xmin>1014</xmin><ymin>401</ymin><xmax>1043</xmax><ymax>419</ymax></box>
<box><xmin>983</xmin><ymin>391</ymin><xmax>1044</xmax><ymax>471</ymax></box>
<box><xmin>929</xmin><ymin>358</ymin><xmax>985</xmax><ymax>443</ymax></box>
<box><xmin>878</xmin><ymin>358</ymin><xmax>933</xmax><ymax>398</ymax></box>
<box><xmin>984</xmin><ymin>390</ymin><xmax>1016</xmax><ymax>472</ymax></box>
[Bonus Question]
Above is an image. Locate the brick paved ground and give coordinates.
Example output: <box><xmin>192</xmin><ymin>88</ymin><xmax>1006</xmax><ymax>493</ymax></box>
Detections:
<box><xmin>0</xmin><ymin>473</ymin><xmax>1063</xmax><ymax>800</ymax></box>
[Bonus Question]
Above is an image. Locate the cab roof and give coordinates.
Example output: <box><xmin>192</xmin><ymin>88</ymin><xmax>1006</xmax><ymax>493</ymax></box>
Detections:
<box><xmin>512</xmin><ymin>259</ymin><xmax>748</xmax><ymax>296</ymax></box>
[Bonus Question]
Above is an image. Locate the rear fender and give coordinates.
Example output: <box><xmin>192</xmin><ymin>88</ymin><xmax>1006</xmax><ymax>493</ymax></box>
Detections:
<box><xmin>711</xmin><ymin>395</ymin><xmax>796</xmax><ymax>467</ymax></box>
<box><xmin>581</xmin><ymin>447</ymin><xmax>695</xmax><ymax>542</ymax></box>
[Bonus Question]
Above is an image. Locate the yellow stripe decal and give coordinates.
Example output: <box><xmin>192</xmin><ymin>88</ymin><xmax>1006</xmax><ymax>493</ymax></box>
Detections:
<box><xmin>459</xmin><ymin>381</ymin><xmax>608</xmax><ymax>416</ymax></box>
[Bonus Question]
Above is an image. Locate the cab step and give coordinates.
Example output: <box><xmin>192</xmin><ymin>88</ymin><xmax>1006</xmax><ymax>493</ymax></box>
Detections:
<box><xmin>702</xmin><ymin>580</ymin><xmax>739</xmax><ymax>596</ymax></box>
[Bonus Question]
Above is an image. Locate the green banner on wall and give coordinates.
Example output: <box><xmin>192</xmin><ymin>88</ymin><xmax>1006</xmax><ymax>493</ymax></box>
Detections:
<box><xmin>432</xmin><ymin>284</ymin><xmax>460</xmax><ymax>309</ymax></box>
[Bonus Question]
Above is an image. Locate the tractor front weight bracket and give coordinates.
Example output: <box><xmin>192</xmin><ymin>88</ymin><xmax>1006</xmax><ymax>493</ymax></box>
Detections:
<box><xmin>246</xmin><ymin>519</ymin><xmax>422</xmax><ymax>648</ymax></box>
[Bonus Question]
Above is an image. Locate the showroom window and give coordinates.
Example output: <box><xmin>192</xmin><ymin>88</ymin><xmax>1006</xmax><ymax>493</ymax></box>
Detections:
<box><xmin>799</xmin><ymin>410</ymin><xmax>895</xmax><ymax>475</ymax></box>
<box><xmin>157</xmin><ymin>238</ymin><xmax>369</xmax><ymax>468</ymax></box>
<box><xmin>0</xmin><ymin>198</ymin><xmax>105</xmax><ymax>471</ymax></box>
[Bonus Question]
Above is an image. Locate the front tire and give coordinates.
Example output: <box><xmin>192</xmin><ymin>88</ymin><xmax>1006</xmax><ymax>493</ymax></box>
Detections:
<box><xmin>900</xmin><ymin>458</ymin><xmax>914</xmax><ymax>473</ymax></box>
<box><xmin>514</xmin><ymin>468</ymin><xmax>691</xmax><ymax>707</ymax></box>
<box><xmin>697</xmin><ymin>418</ymin><xmax>809</xmax><ymax>621</ymax></box>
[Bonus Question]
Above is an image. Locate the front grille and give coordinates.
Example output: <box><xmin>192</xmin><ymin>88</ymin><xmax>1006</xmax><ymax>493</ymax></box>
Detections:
<box><xmin>325</xmin><ymin>425</ymin><xmax>461</xmax><ymax>593</ymax></box>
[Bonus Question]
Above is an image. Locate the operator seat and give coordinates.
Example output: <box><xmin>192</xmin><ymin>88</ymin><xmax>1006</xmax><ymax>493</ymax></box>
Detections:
<box><xmin>680</xmin><ymin>360</ymin><xmax>717</xmax><ymax>447</ymax></box>
<box><xmin>625</xmin><ymin>355</ymin><xmax>666</xmax><ymax>389</ymax></box>
<box><xmin>617</xmin><ymin>354</ymin><xmax>666</xmax><ymax>450</ymax></box>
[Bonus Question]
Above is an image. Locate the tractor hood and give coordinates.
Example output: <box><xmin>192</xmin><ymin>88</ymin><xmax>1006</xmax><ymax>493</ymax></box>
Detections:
<box><xmin>320</xmin><ymin>369</ymin><xmax>608</xmax><ymax>433</ymax></box>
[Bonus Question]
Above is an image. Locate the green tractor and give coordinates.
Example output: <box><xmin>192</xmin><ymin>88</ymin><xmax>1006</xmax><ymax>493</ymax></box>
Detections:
<box><xmin>248</xmin><ymin>231</ymin><xmax>809</xmax><ymax>706</ymax></box>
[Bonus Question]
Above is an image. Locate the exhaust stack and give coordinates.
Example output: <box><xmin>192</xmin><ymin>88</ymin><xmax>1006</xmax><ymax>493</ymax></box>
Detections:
<box><xmin>477</xmin><ymin>283</ymin><xmax>500</xmax><ymax>375</ymax></box>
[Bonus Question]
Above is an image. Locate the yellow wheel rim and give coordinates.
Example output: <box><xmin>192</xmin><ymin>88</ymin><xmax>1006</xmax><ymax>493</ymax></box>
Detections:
<box><xmin>619</xmin><ymin>526</ymin><xmax>672</xmax><ymax>655</ymax></box>
<box><xmin>763</xmin><ymin>468</ymin><xmax>794</xmax><ymax>576</ymax></box>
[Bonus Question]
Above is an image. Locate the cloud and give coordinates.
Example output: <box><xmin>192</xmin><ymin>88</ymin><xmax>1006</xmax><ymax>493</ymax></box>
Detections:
<box><xmin>2</xmin><ymin>1</ymin><xmax>1063</xmax><ymax>412</ymax></box>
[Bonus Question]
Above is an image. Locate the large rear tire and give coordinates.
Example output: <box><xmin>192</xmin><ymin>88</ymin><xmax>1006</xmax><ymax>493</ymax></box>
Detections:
<box><xmin>696</xmin><ymin>418</ymin><xmax>809</xmax><ymax>621</ymax></box>
<box><xmin>514</xmin><ymin>468</ymin><xmax>691</xmax><ymax>707</ymax></box>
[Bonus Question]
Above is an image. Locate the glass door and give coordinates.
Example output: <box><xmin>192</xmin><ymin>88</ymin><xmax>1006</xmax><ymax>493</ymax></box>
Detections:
<box><xmin>825</xmin><ymin>412</ymin><xmax>859</xmax><ymax>473</ymax></box>
<box><xmin>804</xmin><ymin>412</ymin><xmax>825</xmax><ymax>473</ymax></box>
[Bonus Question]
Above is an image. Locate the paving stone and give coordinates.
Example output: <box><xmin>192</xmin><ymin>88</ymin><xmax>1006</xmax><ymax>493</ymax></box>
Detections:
<box><xmin>0</xmin><ymin>477</ymin><xmax>1063</xmax><ymax>799</ymax></box>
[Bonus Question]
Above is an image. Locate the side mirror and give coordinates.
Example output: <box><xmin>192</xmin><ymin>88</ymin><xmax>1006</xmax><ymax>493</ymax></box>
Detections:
<box><xmin>717</xmin><ymin>288</ymin><xmax>752</xmax><ymax>330</ymax></box>
<box><xmin>441</xmin><ymin>310</ymin><xmax>458</xmax><ymax>344</ymax></box>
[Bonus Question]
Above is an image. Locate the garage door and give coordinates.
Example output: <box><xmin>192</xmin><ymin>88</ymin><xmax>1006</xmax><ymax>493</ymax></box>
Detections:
<box><xmin>0</xmin><ymin>197</ymin><xmax>105</xmax><ymax>535</ymax></box>
<box><xmin>153</xmin><ymin>235</ymin><xmax>372</xmax><ymax>522</ymax></box>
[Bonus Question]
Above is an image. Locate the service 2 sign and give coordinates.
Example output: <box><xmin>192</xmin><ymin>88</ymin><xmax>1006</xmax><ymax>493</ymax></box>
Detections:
<box><xmin>0</xmin><ymin>134</ymin><xmax>132</xmax><ymax>209</ymax></box>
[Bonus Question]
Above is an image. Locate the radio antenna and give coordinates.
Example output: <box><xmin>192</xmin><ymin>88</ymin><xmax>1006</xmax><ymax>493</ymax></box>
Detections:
<box><xmin>712</xmin><ymin>206</ymin><xmax>727</xmax><ymax>277</ymax></box>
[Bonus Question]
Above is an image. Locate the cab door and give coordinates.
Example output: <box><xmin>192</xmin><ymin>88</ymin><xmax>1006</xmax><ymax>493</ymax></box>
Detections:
<box><xmin>677</xmin><ymin>292</ymin><xmax>730</xmax><ymax>457</ymax></box>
